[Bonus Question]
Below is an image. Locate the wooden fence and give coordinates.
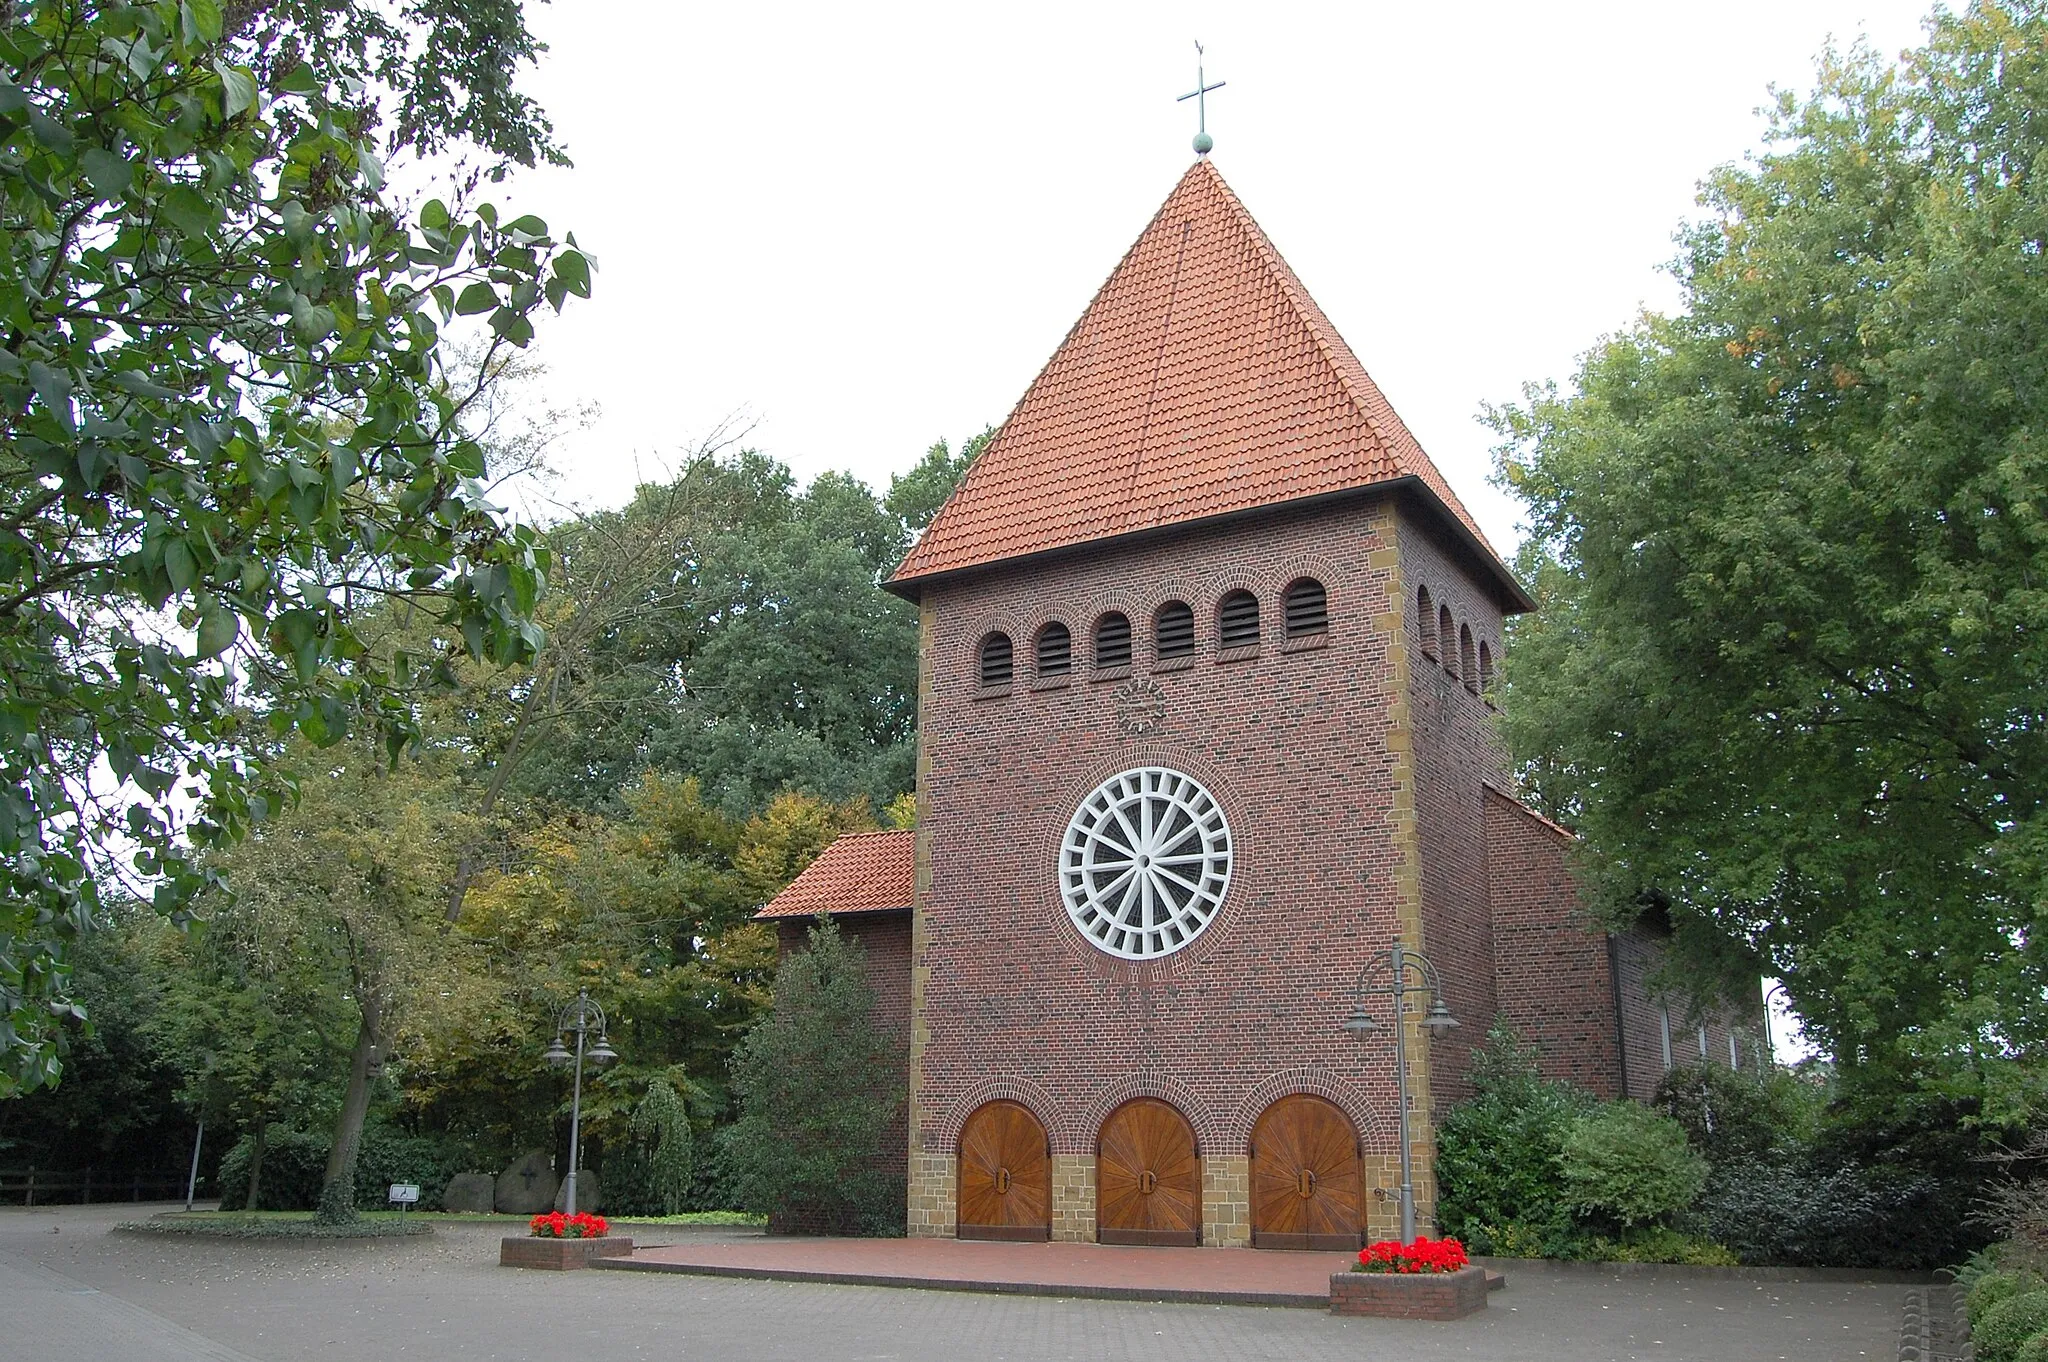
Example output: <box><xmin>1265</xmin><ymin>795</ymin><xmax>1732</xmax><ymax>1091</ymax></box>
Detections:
<box><xmin>0</xmin><ymin>1167</ymin><xmax>207</xmax><ymax>1206</ymax></box>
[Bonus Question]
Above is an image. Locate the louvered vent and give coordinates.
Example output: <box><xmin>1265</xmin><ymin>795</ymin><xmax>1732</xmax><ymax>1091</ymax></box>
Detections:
<box><xmin>1218</xmin><ymin>591</ymin><xmax>1261</xmax><ymax>648</ymax></box>
<box><xmin>979</xmin><ymin>633</ymin><xmax>1013</xmax><ymax>686</ymax></box>
<box><xmin>1094</xmin><ymin>613</ymin><xmax>1132</xmax><ymax>668</ymax></box>
<box><xmin>1285</xmin><ymin>579</ymin><xmax>1328</xmax><ymax>637</ymax></box>
<box><xmin>1155</xmin><ymin>602</ymin><xmax>1195</xmax><ymax>658</ymax></box>
<box><xmin>1037</xmin><ymin>622</ymin><xmax>1072</xmax><ymax>676</ymax></box>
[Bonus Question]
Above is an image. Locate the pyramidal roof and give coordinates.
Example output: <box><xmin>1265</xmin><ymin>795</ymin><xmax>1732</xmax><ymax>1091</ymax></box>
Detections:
<box><xmin>889</xmin><ymin>159</ymin><xmax>1529</xmax><ymax>609</ymax></box>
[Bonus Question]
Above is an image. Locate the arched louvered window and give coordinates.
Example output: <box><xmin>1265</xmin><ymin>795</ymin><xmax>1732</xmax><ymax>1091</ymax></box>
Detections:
<box><xmin>1037</xmin><ymin>622</ymin><xmax>1072</xmax><ymax>677</ymax></box>
<box><xmin>1478</xmin><ymin>641</ymin><xmax>1495</xmax><ymax>698</ymax></box>
<box><xmin>1438</xmin><ymin>605</ymin><xmax>1457</xmax><ymax>676</ymax></box>
<box><xmin>1094</xmin><ymin>612</ymin><xmax>1132</xmax><ymax>669</ymax></box>
<box><xmin>1217</xmin><ymin>590</ymin><xmax>1260</xmax><ymax>649</ymax></box>
<box><xmin>1285</xmin><ymin>578</ymin><xmax>1328</xmax><ymax>638</ymax></box>
<box><xmin>1416</xmin><ymin>585</ymin><xmax>1435</xmax><ymax>658</ymax></box>
<box><xmin>1154</xmin><ymin>601</ymin><xmax>1195</xmax><ymax>660</ymax></box>
<box><xmin>1460</xmin><ymin>625</ymin><xmax>1477</xmax><ymax>693</ymax></box>
<box><xmin>978</xmin><ymin>632</ymin><xmax>1013</xmax><ymax>687</ymax></box>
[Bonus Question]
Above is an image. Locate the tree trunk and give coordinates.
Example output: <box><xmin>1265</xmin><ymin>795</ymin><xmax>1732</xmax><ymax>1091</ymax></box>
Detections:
<box><xmin>316</xmin><ymin>1000</ymin><xmax>384</xmax><ymax>1224</ymax></box>
<box><xmin>245</xmin><ymin>1121</ymin><xmax>268</xmax><ymax>1212</ymax></box>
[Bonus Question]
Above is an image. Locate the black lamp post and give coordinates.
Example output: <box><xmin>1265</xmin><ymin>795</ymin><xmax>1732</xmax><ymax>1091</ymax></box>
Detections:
<box><xmin>1342</xmin><ymin>939</ymin><xmax>1459</xmax><ymax>1242</ymax></box>
<box><xmin>542</xmin><ymin>988</ymin><xmax>616</xmax><ymax>1217</ymax></box>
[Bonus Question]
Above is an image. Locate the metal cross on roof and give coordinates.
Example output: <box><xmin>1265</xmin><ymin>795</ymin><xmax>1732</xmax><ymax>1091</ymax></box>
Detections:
<box><xmin>1178</xmin><ymin>41</ymin><xmax>1225</xmax><ymax>157</ymax></box>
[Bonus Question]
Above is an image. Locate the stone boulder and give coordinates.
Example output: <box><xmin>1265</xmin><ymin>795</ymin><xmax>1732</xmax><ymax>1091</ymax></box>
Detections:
<box><xmin>551</xmin><ymin>1169</ymin><xmax>601</xmax><ymax>1214</ymax></box>
<box><xmin>442</xmin><ymin>1172</ymin><xmax>495</xmax><ymax>1215</ymax></box>
<box><xmin>494</xmin><ymin>1152</ymin><xmax>559</xmax><ymax>1215</ymax></box>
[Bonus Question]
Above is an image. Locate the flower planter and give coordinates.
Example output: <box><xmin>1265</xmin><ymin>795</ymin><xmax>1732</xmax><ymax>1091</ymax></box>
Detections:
<box><xmin>499</xmin><ymin>1235</ymin><xmax>634</xmax><ymax>1270</ymax></box>
<box><xmin>1329</xmin><ymin>1265</ymin><xmax>1489</xmax><ymax>1320</ymax></box>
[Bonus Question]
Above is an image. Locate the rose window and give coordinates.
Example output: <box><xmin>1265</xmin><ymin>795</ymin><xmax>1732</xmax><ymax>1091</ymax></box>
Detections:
<box><xmin>1059</xmin><ymin>767</ymin><xmax>1232</xmax><ymax>960</ymax></box>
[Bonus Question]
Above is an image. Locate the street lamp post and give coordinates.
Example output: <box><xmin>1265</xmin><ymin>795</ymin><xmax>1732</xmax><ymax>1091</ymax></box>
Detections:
<box><xmin>1341</xmin><ymin>939</ymin><xmax>1460</xmax><ymax>1243</ymax></box>
<box><xmin>542</xmin><ymin>989</ymin><xmax>617</xmax><ymax>1217</ymax></box>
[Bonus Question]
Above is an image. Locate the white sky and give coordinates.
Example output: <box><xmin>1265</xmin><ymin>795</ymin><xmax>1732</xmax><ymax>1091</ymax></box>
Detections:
<box><xmin>489</xmin><ymin>0</ymin><xmax>1942</xmax><ymax>555</ymax></box>
<box><xmin>481</xmin><ymin>3</ymin><xmax>1935</xmax><ymax>1066</ymax></box>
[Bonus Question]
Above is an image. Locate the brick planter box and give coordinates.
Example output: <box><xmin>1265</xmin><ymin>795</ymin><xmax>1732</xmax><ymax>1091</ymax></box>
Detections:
<box><xmin>500</xmin><ymin>1236</ymin><xmax>634</xmax><ymax>1271</ymax></box>
<box><xmin>1329</xmin><ymin>1266</ymin><xmax>1488</xmax><ymax>1320</ymax></box>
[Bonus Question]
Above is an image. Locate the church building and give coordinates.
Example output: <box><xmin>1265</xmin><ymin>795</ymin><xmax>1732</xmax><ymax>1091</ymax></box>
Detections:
<box><xmin>758</xmin><ymin>157</ymin><xmax>1760</xmax><ymax>1248</ymax></box>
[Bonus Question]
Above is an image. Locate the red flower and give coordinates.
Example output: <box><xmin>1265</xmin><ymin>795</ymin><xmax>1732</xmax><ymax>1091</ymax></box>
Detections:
<box><xmin>1353</xmin><ymin>1235</ymin><xmax>1469</xmax><ymax>1274</ymax></box>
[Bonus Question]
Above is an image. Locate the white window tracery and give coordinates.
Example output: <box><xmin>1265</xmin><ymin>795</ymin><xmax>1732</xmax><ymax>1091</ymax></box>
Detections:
<box><xmin>1059</xmin><ymin>767</ymin><xmax>1232</xmax><ymax>960</ymax></box>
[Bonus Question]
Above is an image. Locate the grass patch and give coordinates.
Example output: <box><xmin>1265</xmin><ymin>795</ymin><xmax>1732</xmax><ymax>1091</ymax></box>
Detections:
<box><xmin>118</xmin><ymin>1212</ymin><xmax>433</xmax><ymax>1239</ymax></box>
<box><xmin>118</xmin><ymin>1208</ymin><xmax>764</xmax><ymax>1238</ymax></box>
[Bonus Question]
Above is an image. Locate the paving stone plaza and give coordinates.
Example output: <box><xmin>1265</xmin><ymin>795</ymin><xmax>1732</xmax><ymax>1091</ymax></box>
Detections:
<box><xmin>0</xmin><ymin>1205</ymin><xmax>1909</xmax><ymax>1362</ymax></box>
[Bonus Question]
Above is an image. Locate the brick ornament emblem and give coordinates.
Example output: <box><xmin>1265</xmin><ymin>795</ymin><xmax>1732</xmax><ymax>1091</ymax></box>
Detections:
<box><xmin>1113</xmin><ymin>679</ymin><xmax>1167</xmax><ymax>736</ymax></box>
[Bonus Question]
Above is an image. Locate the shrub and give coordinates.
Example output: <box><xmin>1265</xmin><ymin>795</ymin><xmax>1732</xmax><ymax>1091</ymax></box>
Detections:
<box><xmin>1558</xmin><ymin>1102</ymin><xmax>1706</xmax><ymax>1229</ymax></box>
<box><xmin>1974</xmin><ymin>1271</ymin><xmax>2048</xmax><ymax>1326</ymax></box>
<box><xmin>1973</xmin><ymin>1291</ymin><xmax>2048</xmax><ymax>1362</ymax></box>
<box><xmin>1688</xmin><ymin>1153</ymin><xmax>1986</xmax><ymax>1271</ymax></box>
<box><xmin>1594</xmin><ymin>1226</ymin><xmax>1740</xmax><ymax>1266</ymax></box>
<box><xmin>216</xmin><ymin>1129</ymin><xmax>329</xmax><ymax>1211</ymax></box>
<box><xmin>217</xmin><ymin>1125</ymin><xmax>474</xmax><ymax>1213</ymax></box>
<box><xmin>719</xmin><ymin>914</ymin><xmax>904</xmax><ymax>1236</ymax></box>
<box><xmin>1654</xmin><ymin>1061</ymin><xmax>1819</xmax><ymax>1167</ymax></box>
<box><xmin>2016</xmin><ymin>1333</ymin><xmax>2048</xmax><ymax>1362</ymax></box>
<box><xmin>1435</xmin><ymin>1021</ymin><xmax>1597</xmax><ymax>1252</ymax></box>
<box><xmin>350</xmin><ymin>1127</ymin><xmax>474</xmax><ymax>1212</ymax></box>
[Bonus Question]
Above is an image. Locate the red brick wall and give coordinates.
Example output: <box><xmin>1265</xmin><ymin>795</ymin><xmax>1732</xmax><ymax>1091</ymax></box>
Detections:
<box><xmin>775</xmin><ymin>912</ymin><xmax>913</xmax><ymax>1174</ymax></box>
<box><xmin>1400</xmin><ymin>511</ymin><xmax>1512</xmax><ymax>1112</ymax></box>
<box><xmin>1609</xmin><ymin>924</ymin><xmax>1769</xmax><ymax>1099</ymax></box>
<box><xmin>1482</xmin><ymin>789</ymin><xmax>1623</xmax><ymax>1099</ymax></box>
<box><xmin>915</xmin><ymin>496</ymin><xmax>1426</xmax><ymax>1161</ymax></box>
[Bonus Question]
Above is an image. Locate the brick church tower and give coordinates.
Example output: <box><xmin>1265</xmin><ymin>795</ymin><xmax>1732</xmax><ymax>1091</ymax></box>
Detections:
<box><xmin>760</xmin><ymin>158</ymin><xmax>1759</xmax><ymax>1248</ymax></box>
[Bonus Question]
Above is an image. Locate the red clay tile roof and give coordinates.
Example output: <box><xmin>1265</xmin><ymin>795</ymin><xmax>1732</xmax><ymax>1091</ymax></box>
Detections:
<box><xmin>890</xmin><ymin>159</ymin><xmax>1527</xmax><ymax>608</ymax></box>
<box><xmin>754</xmin><ymin>829</ymin><xmax>914</xmax><ymax>920</ymax></box>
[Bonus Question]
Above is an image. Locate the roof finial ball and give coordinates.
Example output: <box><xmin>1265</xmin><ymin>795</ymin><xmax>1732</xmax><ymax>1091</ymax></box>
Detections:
<box><xmin>1178</xmin><ymin>41</ymin><xmax>1225</xmax><ymax>159</ymax></box>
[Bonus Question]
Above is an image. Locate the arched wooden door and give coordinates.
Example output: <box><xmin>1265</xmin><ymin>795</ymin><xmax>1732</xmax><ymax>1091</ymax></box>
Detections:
<box><xmin>1097</xmin><ymin>1098</ymin><xmax>1201</xmax><ymax>1246</ymax></box>
<box><xmin>1250</xmin><ymin>1094</ymin><xmax>1363</xmax><ymax>1251</ymax></box>
<box><xmin>957</xmin><ymin>1101</ymin><xmax>1051</xmax><ymax>1241</ymax></box>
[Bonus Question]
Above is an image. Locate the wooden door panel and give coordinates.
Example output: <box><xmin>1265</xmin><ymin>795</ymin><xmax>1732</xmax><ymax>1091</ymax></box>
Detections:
<box><xmin>1096</xmin><ymin>1098</ymin><xmax>1201</xmax><ymax>1246</ymax></box>
<box><xmin>957</xmin><ymin>1101</ymin><xmax>1050</xmax><ymax>1241</ymax></box>
<box><xmin>1250</xmin><ymin>1094</ymin><xmax>1362</xmax><ymax>1251</ymax></box>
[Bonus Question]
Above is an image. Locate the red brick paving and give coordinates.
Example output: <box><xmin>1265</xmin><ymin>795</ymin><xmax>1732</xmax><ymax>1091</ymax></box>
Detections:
<box><xmin>605</xmin><ymin>1236</ymin><xmax>1364</xmax><ymax>1308</ymax></box>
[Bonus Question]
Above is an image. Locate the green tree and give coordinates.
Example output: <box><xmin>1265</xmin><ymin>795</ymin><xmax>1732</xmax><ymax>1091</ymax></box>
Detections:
<box><xmin>0</xmin><ymin>906</ymin><xmax>186</xmax><ymax>1171</ymax></box>
<box><xmin>0</xmin><ymin>0</ymin><xmax>587</xmax><ymax>1092</ymax></box>
<box><xmin>202</xmin><ymin>741</ymin><xmax>473</xmax><ymax>1222</ymax></box>
<box><xmin>720</xmin><ymin>913</ymin><xmax>902</xmax><ymax>1234</ymax></box>
<box><xmin>1490</xmin><ymin>4</ymin><xmax>2048</xmax><ymax>1115</ymax></box>
<box><xmin>507</xmin><ymin>453</ymin><xmax>924</xmax><ymax>817</ymax></box>
<box><xmin>885</xmin><ymin>428</ymin><xmax>992</xmax><ymax>533</ymax></box>
<box><xmin>402</xmin><ymin>771</ymin><xmax>774</xmax><ymax>1168</ymax></box>
<box><xmin>627</xmin><ymin>1074</ymin><xmax>695</xmax><ymax>1215</ymax></box>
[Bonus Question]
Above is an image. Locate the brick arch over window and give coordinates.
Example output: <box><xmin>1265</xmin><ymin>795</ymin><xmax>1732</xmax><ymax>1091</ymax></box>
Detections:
<box><xmin>1154</xmin><ymin>600</ymin><xmax>1196</xmax><ymax>660</ymax></box>
<box><xmin>978</xmin><ymin>630</ymin><xmax>1013</xmax><ymax>686</ymax></box>
<box><xmin>1092</xmin><ymin>611</ymin><xmax>1133</xmax><ymax>668</ymax></box>
<box><xmin>928</xmin><ymin>1075</ymin><xmax>1065</xmax><ymax>1151</ymax></box>
<box><xmin>1437</xmin><ymin>605</ymin><xmax>1457</xmax><ymax>676</ymax></box>
<box><xmin>1283</xmin><ymin>577</ymin><xmax>1328</xmax><ymax>637</ymax></box>
<box><xmin>1217</xmin><ymin>589</ymin><xmax>1260</xmax><ymax>648</ymax></box>
<box><xmin>1459</xmin><ymin>624</ymin><xmax>1477</xmax><ymax>693</ymax></box>
<box><xmin>1036</xmin><ymin>620</ymin><xmax>1072</xmax><ymax>677</ymax></box>
<box><xmin>1416</xmin><ymin>585</ymin><xmax>1436</xmax><ymax>658</ymax></box>
<box><xmin>1066</xmin><ymin>1071</ymin><xmax>1219</xmax><ymax>1155</ymax></box>
<box><xmin>1226</xmin><ymin>1069</ymin><xmax>1381</xmax><ymax>1151</ymax></box>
